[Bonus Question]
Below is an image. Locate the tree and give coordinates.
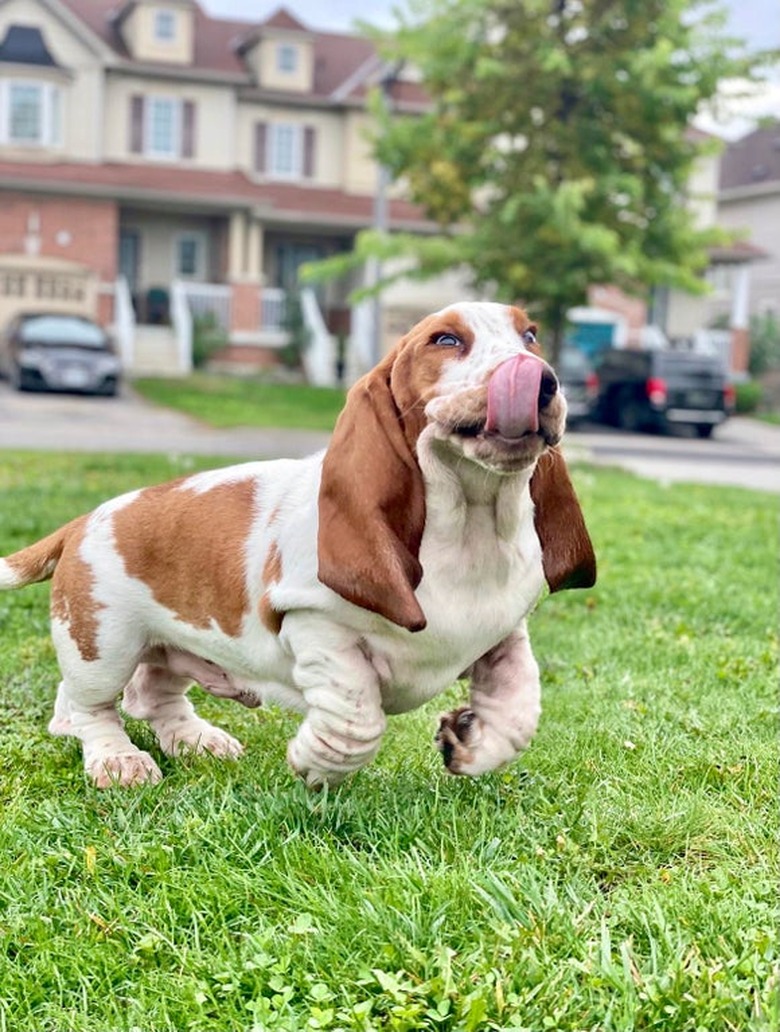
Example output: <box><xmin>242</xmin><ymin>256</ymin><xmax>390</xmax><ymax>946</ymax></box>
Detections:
<box><xmin>316</xmin><ymin>0</ymin><xmax>762</xmax><ymax>364</ymax></box>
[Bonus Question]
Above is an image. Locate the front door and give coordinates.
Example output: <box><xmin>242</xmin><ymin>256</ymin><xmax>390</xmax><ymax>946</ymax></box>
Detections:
<box><xmin>119</xmin><ymin>229</ymin><xmax>140</xmax><ymax>295</ymax></box>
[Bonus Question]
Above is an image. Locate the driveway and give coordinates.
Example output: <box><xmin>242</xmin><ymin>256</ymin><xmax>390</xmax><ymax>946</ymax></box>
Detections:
<box><xmin>0</xmin><ymin>382</ymin><xmax>778</xmax><ymax>493</ymax></box>
<box><xmin>0</xmin><ymin>382</ymin><xmax>330</xmax><ymax>459</ymax></box>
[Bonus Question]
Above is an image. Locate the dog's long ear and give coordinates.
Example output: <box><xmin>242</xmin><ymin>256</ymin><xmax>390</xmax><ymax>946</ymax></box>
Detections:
<box><xmin>318</xmin><ymin>354</ymin><xmax>427</xmax><ymax>632</ymax></box>
<box><xmin>530</xmin><ymin>448</ymin><xmax>597</xmax><ymax>592</ymax></box>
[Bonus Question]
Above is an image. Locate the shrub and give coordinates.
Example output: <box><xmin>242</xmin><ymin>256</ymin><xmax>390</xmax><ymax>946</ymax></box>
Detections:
<box><xmin>734</xmin><ymin>379</ymin><xmax>763</xmax><ymax>413</ymax></box>
<box><xmin>192</xmin><ymin>311</ymin><xmax>228</xmax><ymax>369</ymax></box>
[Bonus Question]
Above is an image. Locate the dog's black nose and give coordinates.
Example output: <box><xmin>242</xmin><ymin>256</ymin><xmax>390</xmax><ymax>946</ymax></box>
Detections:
<box><xmin>539</xmin><ymin>366</ymin><xmax>559</xmax><ymax>409</ymax></box>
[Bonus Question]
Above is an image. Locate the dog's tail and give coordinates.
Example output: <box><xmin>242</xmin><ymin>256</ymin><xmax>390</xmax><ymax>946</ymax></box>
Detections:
<box><xmin>0</xmin><ymin>517</ymin><xmax>85</xmax><ymax>590</ymax></box>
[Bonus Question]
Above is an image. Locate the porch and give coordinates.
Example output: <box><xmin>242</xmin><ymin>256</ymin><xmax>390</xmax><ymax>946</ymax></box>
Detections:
<box><xmin>113</xmin><ymin>207</ymin><xmax>358</xmax><ymax>385</ymax></box>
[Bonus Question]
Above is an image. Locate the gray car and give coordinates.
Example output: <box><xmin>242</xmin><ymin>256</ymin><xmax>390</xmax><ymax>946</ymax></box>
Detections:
<box><xmin>0</xmin><ymin>312</ymin><xmax>122</xmax><ymax>396</ymax></box>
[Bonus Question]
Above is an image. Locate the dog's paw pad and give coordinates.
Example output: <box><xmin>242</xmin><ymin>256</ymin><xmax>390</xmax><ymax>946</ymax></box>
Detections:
<box><xmin>87</xmin><ymin>751</ymin><xmax>163</xmax><ymax>789</ymax></box>
<box><xmin>435</xmin><ymin>707</ymin><xmax>480</xmax><ymax>774</ymax></box>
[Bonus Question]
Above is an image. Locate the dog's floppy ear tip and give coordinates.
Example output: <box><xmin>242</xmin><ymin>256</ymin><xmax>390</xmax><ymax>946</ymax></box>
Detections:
<box><xmin>547</xmin><ymin>560</ymin><xmax>597</xmax><ymax>593</ymax></box>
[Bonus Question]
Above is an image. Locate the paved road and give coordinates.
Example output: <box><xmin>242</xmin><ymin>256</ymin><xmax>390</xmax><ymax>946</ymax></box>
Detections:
<box><xmin>566</xmin><ymin>418</ymin><xmax>780</xmax><ymax>493</ymax></box>
<box><xmin>0</xmin><ymin>382</ymin><xmax>778</xmax><ymax>493</ymax></box>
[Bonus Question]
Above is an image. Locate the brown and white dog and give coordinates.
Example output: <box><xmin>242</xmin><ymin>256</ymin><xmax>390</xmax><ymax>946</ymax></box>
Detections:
<box><xmin>0</xmin><ymin>302</ymin><xmax>595</xmax><ymax>789</ymax></box>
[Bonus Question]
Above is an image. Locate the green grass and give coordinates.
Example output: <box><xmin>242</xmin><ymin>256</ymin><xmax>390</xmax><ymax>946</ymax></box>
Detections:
<box><xmin>133</xmin><ymin>375</ymin><xmax>346</xmax><ymax>431</ymax></box>
<box><xmin>0</xmin><ymin>451</ymin><xmax>777</xmax><ymax>1031</ymax></box>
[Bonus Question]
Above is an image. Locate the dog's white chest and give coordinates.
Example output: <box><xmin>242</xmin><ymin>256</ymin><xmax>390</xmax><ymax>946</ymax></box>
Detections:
<box><xmin>367</xmin><ymin>512</ymin><xmax>544</xmax><ymax>713</ymax></box>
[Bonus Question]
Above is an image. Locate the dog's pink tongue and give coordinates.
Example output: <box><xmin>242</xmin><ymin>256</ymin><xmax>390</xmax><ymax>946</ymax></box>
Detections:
<box><xmin>485</xmin><ymin>353</ymin><xmax>543</xmax><ymax>438</ymax></box>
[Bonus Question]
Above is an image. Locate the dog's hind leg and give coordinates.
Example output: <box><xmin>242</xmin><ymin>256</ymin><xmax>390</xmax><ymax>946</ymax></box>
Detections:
<box><xmin>49</xmin><ymin>620</ymin><xmax>163</xmax><ymax>788</ymax></box>
<box><xmin>122</xmin><ymin>656</ymin><xmax>244</xmax><ymax>761</ymax></box>
<box><xmin>50</xmin><ymin>681</ymin><xmax>164</xmax><ymax>788</ymax></box>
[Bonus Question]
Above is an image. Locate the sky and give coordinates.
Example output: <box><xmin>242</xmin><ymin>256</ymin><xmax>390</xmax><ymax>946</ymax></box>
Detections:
<box><xmin>201</xmin><ymin>0</ymin><xmax>780</xmax><ymax>139</ymax></box>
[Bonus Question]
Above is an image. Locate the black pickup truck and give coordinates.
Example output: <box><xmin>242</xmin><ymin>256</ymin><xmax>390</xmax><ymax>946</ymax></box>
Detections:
<box><xmin>593</xmin><ymin>348</ymin><xmax>735</xmax><ymax>438</ymax></box>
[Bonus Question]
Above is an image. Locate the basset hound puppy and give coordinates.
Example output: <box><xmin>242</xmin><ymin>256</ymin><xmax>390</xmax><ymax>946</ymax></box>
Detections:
<box><xmin>0</xmin><ymin>302</ymin><xmax>596</xmax><ymax>789</ymax></box>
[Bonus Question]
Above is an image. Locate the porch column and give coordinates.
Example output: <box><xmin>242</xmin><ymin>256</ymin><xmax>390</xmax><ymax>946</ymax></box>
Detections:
<box><xmin>228</xmin><ymin>211</ymin><xmax>247</xmax><ymax>280</ymax></box>
<box><xmin>246</xmin><ymin>219</ymin><xmax>263</xmax><ymax>282</ymax></box>
<box><xmin>729</xmin><ymin>263</ymin><xmax>751</xmax><ymax>376</ymax></box>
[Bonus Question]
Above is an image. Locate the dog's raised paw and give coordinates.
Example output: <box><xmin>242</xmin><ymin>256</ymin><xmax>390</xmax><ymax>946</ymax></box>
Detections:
<box><xmin>435</xmin><ymin>707</ymin><xmax>480</xmax><ymax>774</ymax></box>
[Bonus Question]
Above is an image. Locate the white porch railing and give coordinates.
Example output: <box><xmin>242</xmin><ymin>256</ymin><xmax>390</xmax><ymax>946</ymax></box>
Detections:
<box><xmin>113</xmin><ymin>275</ymin><xmax>136</xmax><ymax>368</ymax></box>
<box><xmin>179</xmin><ymin>281</ymin><xmax>232</xmax><ymax>331</ymax></box>
<box><xmin>261</xmin><ymin>287</ymin><xmax>288</xmax><ymax>332</ymax></box>
<box><xmin>171</xmin><ymin>279</ymin><xmax>193</xmax><ymax>374</ymax></box>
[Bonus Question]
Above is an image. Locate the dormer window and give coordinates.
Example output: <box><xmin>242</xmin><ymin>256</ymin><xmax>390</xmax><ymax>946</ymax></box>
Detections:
<box><xmin>276</xmin><ymin>44</ymin><xmax>298</xmax><ymax>74</ymax></box>
<box><xmin>154</xmin><ymin>9</ymin><xmax>176</xmax><ymax>42</ymax></box>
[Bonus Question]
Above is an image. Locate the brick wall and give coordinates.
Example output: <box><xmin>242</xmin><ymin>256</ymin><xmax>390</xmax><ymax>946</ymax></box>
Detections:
<box><xmin>0</xmin><ymin>193</ymin><xmax>118</xmax><ymax>281</ymax></box>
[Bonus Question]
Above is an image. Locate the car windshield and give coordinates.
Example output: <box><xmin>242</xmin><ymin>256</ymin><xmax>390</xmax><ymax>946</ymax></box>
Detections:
<box><xmin>19</xmin><ymin>316</ymin><xmax>108</xmax><ymax>349</ymax></box>
<box><xmin>656</xmin><ymin>353</ymin><xmax>724</xmax><ymax>376</ymax></box>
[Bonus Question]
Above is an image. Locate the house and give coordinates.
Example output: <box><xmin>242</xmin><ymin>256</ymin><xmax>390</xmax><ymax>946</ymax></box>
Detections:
<box><xmin>0</xmin><ymin>0</ymin><xmax>432</xmax><ymax>381</ymax></box>
<box><xmin>707</xmin><ymin>121</ymin><xmax>780</xmax><ymax>370</ymax></box>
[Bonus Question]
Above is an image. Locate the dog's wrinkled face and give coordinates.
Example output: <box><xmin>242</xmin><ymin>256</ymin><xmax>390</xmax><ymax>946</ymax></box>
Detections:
<box><xmin>394</xmin><ymin>302</ymin><xmax>567</xmax><ymax>473</ymax></box>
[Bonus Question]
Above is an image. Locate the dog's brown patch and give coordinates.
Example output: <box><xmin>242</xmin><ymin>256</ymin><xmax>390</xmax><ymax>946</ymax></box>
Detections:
<box><xmin>113</xmin><ymin>477</ymin><xmax>256</xmax><ymax>637</ymax></box>
<box><xmin>259</xmin><ymin>541</ymin><xmax>284</xmax><ymax>635</ymax></box>
<box><xmin>50</xmin><ymin>519</ymin><xmax>103</xmax><ymax>662</ymax></box>
<box><xmin>510</xmin><ymin>306</ymin><xmax>540</xmax><ymax>355</ymax></box>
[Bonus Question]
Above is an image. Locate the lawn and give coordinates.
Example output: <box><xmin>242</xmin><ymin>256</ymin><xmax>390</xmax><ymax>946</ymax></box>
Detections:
<box><xmin>133</xmin><ymin>375</ymin><xmax>346</xmax><ymax>431</ymax></box>
<box><xmin>0</xmin><ymin>451</ymin><xmax>777</xmax><ymax>1032</ymax></box>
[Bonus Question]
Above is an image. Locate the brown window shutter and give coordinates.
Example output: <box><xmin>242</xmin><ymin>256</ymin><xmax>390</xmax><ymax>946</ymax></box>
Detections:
<box><xmin>254</xmin><ymin>122</ymin><xmax>267</xmax><ymax>174</ymax></box>
<box><xmin>130</xmin><ymin>95</ymin><xmax>144</xmax><ymax>154</ymax></box>
<box><xmin>182</xmin><ymin>100</ymin><xmax>196</xmax><ymax>159</ymax></box>
<box><xmin>303</xmin><ymin>126</ymin><xmax>316</xmax><ymax>179</ymax></box>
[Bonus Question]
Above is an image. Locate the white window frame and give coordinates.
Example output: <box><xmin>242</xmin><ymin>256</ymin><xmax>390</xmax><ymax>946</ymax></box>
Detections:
<box><xmin>276</xmin><ymin>44</ymin><xmax>298</xmax><ymax>74</ymax></box>
<box><xmin>154</xmin><ymin>9</ymin><xmax>176</xmax><ymax>42</ymax></box>
<box><xmin>0</xmin><ymin>79</ymin><xmax>62</xmax><ymax>147</ymax></box>
<box><xmin>268</xmin><ymin>123</ymin><xmax>303</xmax><ymax>180</ymax></box>
<box><xmin>174</xmin><ymin>232</ymin><xmax>207</xmax><ymax>279</ymax></box>
<box><xmin>144</xmin><ymin>95</ymin><xmax>181</xmax><ymax>160</ymax></box>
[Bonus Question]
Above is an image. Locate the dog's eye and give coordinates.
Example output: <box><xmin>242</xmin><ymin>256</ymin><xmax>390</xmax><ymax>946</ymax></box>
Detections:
<box><xmin>522</xmin><ymin>329</ymin><xmax>537</xmax><ymax>346</ymax></box>
<box><xmin>432</xmin><ymin>333</ymin><xmax>461</xmax><ymax>348</ymax></box>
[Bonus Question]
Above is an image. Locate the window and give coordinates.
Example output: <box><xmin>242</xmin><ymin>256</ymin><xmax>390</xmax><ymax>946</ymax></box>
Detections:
<box><xmin>277</xmin><ymin>44</ymin><xmax>298</xmax><ymax>73</ymax></box>
<box><xmin>154</xmin><ymin>9</ymin><xmax>176</xmax><ymax>42</ymax></box>
<box><xmin>131</xmin><ymin>95</ymin><xmax>195</xmax><ymax>160</ymax></box>
<box><xmin>0</xmin><ymin>80</ymin><xmax>62</xmax><ymax>147</ymax></box>
<box><xmin>254</xmin><ymin>121</ymin><xmax>315</xmax><ymax>180</ymax></box>
<box><xmin>270</xmin><ymin>124</ymin><xmax>300</xmax><ymax>177</ymax></box>
<box><xmin>145</xmin><ymin>96</ymin><xmax>179</xmax><ymax>158</ymax></box>
<box><xmin>175</xmin><ymin>234</ymin><xmax>205</xmax><ymax>278</ymax></box>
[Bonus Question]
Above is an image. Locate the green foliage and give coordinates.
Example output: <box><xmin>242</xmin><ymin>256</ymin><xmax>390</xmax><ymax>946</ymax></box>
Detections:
<box><xmin>336</xmin><ymin>0</ymin><xmax>765</xmax><ymax>360</ymax></box>
<box><xmin>0</xmin><ymin>452</ymin><xmax>777</xmax><ymax>1030</ymax></box>
<box><xmin>191</xmin><ymin>312</ymin><xmax>229</xmax><ymax>370</ymax></box>
<box><xmin>735</xmin><ymin>379</ymin><xmax>764</xmax><ymax>414</ymax></box>
<box><xmin>133</xmin><ymin>375</ymin><xmax>345</xmax><ymax>431</ymax></box>
<box><xmin>749</xmin><ymin>310</ymin><xmax>780</xmax><ymax>376</ymax></box>
<box><xmin>278</xmin><ymin>291</ymin><xmax>312</xmax><ymax>370</ymax></box>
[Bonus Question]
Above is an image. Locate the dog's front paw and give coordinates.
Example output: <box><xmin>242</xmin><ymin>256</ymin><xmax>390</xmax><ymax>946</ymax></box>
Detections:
<box><xmin>435</xmin><ymin>707</ymin><xmax>480</xmax><ymax>774</ymax></box>
<box><xmin>86</xmin><ymin>750</ymin><xmax>163</xmax><ymax>789</ymax></box>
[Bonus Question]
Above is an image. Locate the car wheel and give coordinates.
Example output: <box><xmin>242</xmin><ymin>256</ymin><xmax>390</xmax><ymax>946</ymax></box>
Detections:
<box><xmin>9</xmin><ymin>364</ymin><xmax>25</xmax><ymax>391</ymax></box>
<box><xmin>695</xmin><ymin>423</ymin><xmax>714</xmax><ymax>439</ymax></box>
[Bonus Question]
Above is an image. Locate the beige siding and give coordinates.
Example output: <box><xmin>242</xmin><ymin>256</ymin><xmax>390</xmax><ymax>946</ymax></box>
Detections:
<box><xmin>122</xmin><ymin>2</ymin><xmax>194</xmax><ymax>66</ymax></box>
<box><xmin>718</xmin><ymin>192</ymin><xmax>780</xmax><ymax>317</ymax></box>
<box><xmin>343</xmin><ymin>110</ymin><xmax>379</xmax><ymax>195</ymax></box>
<box><xmin>247</xmin><ymin>37</ymin><xmax>314</xmax><ymax>93</ymax></box>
